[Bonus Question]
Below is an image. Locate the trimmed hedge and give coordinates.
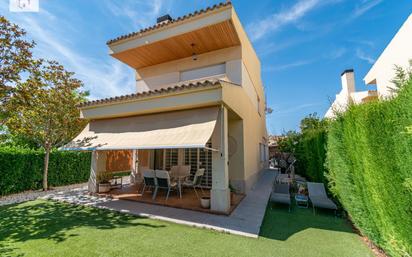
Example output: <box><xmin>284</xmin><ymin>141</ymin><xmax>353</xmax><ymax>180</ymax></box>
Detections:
<box><xmin>278</xmin><ymin>117</ymin><xmax>328</xmax><ymax>183</ymax></box>
<box><xmin>295</xmin><ymin>129</ymin><xmax>328</xmax><ymax>183</ymax></box>
<box><xmin>326</xmin><ymin>81</ymin><xmax>412</xmax><ymax>256</ymax></box>
<box><xmin>0</xmin><ymin>147</ymin><xmax>91</xmax><ymax>196</ymax></box>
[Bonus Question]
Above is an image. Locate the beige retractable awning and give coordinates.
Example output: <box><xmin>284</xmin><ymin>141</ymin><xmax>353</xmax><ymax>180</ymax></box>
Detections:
<box><xmin>62</xmin><ymin>107</ymin><xmax>219</xmax><ymax>151</ymax></box>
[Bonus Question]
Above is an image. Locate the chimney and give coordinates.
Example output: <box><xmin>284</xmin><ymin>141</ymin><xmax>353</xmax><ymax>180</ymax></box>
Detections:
<box><xmin>341</xmin><ymin>69</ymin><xmax>355</xmax><ymax>94</ymax></box>
<box><xmin>157</xmin><ymin>14</ymin><xmax>173</xmax><ymax>25</ymax></box>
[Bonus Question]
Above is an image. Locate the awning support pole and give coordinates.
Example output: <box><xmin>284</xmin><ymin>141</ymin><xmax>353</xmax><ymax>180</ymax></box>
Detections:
<box><xmin>211</xmin><ymin>105</ymin><xmax>230</xmax><ymax>213</ymax></box>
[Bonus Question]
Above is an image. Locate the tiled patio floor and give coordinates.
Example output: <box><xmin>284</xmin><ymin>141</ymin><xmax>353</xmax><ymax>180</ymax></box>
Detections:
<box><xmin>44</xmin><ymin>168</ymin><xmax>277</xmax><ymax>238</ymax></box>
<box><xmin>101</xmin><ymin>184</ymin><xmax>245</xmax><ymax>215</ymax></box>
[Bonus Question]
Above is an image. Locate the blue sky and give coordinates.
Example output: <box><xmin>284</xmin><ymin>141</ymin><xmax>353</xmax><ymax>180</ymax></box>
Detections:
<box><xmin>1</xmin><ymin>0</ymin><xmax>411</xmax><ymax>134</ymax></box>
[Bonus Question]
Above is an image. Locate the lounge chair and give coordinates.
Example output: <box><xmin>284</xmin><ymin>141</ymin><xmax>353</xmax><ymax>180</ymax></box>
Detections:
<box><xmin>307</xmin><ymin>182</ymin><xmax>337</xmax><ymax>214</ymax></box>
<box><xmin>183</xmin><ymin>168</ymin><xmax>205</xmax><ymax>199</ymax></box>
<box><xmin>154</xmin><ymin>170</ymin><xmax>178</xmax><ymax>201</ymax></box>
<box><xmin>270</xmin><ymin>183</ymin><xmax>291</xmax><ymax>211</ymax></box>
<box><xmin>141</xmin><ymin>169</ymin><xmax>156</xmax><ymax>199</ymax></box>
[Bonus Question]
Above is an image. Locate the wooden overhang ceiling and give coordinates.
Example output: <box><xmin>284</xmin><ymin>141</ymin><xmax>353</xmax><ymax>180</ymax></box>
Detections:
<box><xmin>110</xmin><ymin>20</ymin><xmax>241</xmax><ymax>69</ymax></box>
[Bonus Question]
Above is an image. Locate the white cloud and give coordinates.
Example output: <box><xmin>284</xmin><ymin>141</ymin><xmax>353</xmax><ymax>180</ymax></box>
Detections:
<box><xmin>1</xmin><ymin>3</ymin><xmax>136</xmax><ymax>100</ymax></box>
<box><xmin>256</xmin><ymin>37</ymin><xmax>309</xmax><ymax>57</ymax></box>
<box><xmin>324</xmin><ymin>47</ymin><xmax>347</xmax><ymax>59</ymax></box>
<box><xmin>347</xmin><ymin>39</ymin><xmax>375</xmax><ymax>48</ymax></box>
<box><xmin>264</xmin><ymin>59</ymin><xmax>313</xmax><ymax>72</ymax></box>
<box><xmin>273</xmin><ymin>102</ymin><xmax>322</xmax><ymax>116</ymax></box>
<box><xmin>102</xmin><ymin>0</ymin><xmax>171</xmax><ymax>30</ymax></box>
<box><xmin>247</xmin><ymin>0</ymin><xmax>321</xmax><ymax>41</ymax></box>
<box><xmin>352</xmin><ymin>0</ymin><xmax>383</xmax><ymax>18</ymax></box>
<box><xmin>356</xmin><ymin>48</ymin><xmax>375</xmax><ymax>64</ymax></box>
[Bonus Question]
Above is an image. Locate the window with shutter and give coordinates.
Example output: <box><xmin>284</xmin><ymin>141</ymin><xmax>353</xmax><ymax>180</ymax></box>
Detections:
<box><xmin>165</xmin><ymin>149</ymin><xmax>178</xmax><ymax>170</ymax></box>
<box><xmin>183</xmin><ymin>141</ymin><xmax>212</xmax><ymax>188</ymax></box>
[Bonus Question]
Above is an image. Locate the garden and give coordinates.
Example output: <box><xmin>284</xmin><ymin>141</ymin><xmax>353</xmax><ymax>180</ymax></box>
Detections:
<box><xmin>0</xmin><ymin>199</ymin><xmax>373</xmax><ymax>257</ymax></box>
<box><xmin>277</xmin><ymin>70</ymin><xmax>412</xmax><ymax>257</ymax></box>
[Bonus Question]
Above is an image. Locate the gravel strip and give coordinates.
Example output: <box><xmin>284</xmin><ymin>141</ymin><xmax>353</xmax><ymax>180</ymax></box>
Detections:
<box><xmin>0</xmin><ymin>183</ymin><xmax>87</xmax><ymax>206</ymax></box>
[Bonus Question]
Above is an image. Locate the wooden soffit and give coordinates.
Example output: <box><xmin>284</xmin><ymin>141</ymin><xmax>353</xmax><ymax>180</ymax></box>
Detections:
<box><xmin>111</xmin><ymin>20</ymin><xmax>240</xmax><ymax>69</ymax></box>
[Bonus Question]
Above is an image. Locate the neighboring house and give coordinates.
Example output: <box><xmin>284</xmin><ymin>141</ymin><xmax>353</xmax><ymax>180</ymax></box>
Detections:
<box><xmin>268</xmin><ymin>135</ymin><xmax>284</xmax><ymax>159</ymax></box>
<box><xmin>64</xmin><ymin>1</ymin><xmax>268</xmax><ymax>213</ymax></box>
<box><xmin>364</xmin><ymin>13</ymin><xmax>412</xmax><ymax>98</ymax></box>
<box><xmin>324</xmin><ymin>69</ymin><xmax>377</xmax><ymax>118</ymax></box>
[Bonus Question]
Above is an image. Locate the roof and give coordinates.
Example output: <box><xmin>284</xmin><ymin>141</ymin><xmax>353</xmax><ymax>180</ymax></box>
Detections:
<box><xmin>78</xmin><ymin>79</ymin><xmax>223</xmax><ymax>108</ymax></box>
<box><xmin>107</xmin><ymin>1</ymin><xmax>232</xmax><ymax>45</ymax></box>
<box><xmin>268</xmin><ymin>135</ymin><xmax>285</xmax><ymax>147</ymax></box>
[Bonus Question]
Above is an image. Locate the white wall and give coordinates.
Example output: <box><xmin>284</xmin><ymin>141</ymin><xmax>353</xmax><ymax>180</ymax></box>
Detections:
<box><xmin>180</xmin><ymin>63</ymin><xmax>225</xmax><ymax>81</ymax></box>
<box><xmin>226</xmin><ymin>59</ymin><xmax>242</xmax><ymax>84</ymax></box>
<box><xmin>134</xmin><ymin>48</ymin><xmax>260</xmax><ymax>117</ymax></box>
<box><xmin>136</xmin><ymin>72</ymin><xmax>180</xmax><ymax>92</ymax></box>
<box><xmin>136</xmin><ymin>63</ymin><xmax>229</xmax><ymax>93</ymax></box>
<box><xmin>364</xmin><ymin>14</ymin><xmax>412</xmax><ymax>98</ymax></box>
<box><xmin>135</xmin><ymin>47</ymin><xmax>242</xmax><ymax>93</ymax></box>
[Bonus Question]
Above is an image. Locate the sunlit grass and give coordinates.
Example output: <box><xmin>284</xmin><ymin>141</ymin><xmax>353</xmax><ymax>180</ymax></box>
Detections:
<box><xmin>0</xmin><ymin>200</ymin><xmax>373</xmax><ymax>257</ymax></box>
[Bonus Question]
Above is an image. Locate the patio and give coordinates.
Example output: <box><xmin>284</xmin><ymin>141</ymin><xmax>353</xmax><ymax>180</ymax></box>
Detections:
<box><xmin>98</xmin><ymin>183</ymin><xmax>245</xmax><ymax>215</ymax></box>
<box><xmin>44</xmin><ymin>169</ymin><xmax>277</xmax><ymax>237</ymax></box>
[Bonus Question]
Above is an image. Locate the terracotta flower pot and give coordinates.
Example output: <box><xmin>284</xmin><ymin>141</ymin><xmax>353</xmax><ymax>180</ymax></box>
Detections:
<box><xmin>200</xmin><ymin>196</ymin><xmax>211</xmax><ymax>209</ymax></box>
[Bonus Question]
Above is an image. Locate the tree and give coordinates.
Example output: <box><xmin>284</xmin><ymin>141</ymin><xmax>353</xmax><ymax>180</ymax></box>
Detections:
<box><xmin>300</xmin><ymin>113</ymin><xmax>328</xmax><ymax>133</ymax></box>
<box><xmin>5</xmin><ymin>60</ymin><xmax>88</xmax><ymax>190</ymax></box>
<box><xmin>391</xmin><ymin>63</ymin><xmax>412</xmax><ymax>93</ymax></box>
<box><xmin>277</xmin><ymin>130</ymin><xmax>301</xmax><ymax>153</ymax></box>
<box><xmin>0</xmin><ymin>16</ymin><xmax>35</xmax><ymax>124</ymax></box>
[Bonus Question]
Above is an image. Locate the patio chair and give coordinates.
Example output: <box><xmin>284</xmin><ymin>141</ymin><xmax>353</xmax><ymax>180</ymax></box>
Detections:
<box><xmin>141</xmin><ymin>169</ymin><xmax>157</xmax><ymax>199</ymax></box>
<box><xmin>154</xmin><ymin>170</ymin><xmax>178</xmax><ymax>201</ymax></box>
<box><xmin>169</xmin><ymin>166</ymin><xmax>179</xmax><ymax>178</ymax></box>
<box><xmin>307</xmin><ymin>182</ymin><xmax>337</xmax><ymax>215</ymax></box>
<box><xmin>183</xmin><ymin>168</ymin><xmax>205</xmax><ymax>199</ymax></box>
<box><xmin>270</xmin><ymin>183</ymin><xmax>291</xmax><ymax>211</ymax></box>
<box><xmin>178</xmin><ymin>165</ymin><xmax>191</xmax><ymax>178</ymax></box>
<box><xmin>275</xmin><ymin>173</ymin><xmax>290</xmax><ymax>184</ymax></box>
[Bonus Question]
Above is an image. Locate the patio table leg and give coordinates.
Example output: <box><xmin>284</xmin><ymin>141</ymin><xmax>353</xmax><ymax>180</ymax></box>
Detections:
<box><xmin>178</xmin><ymin>179</ymin><xmax>182</xmax><ymax>199</ymax></box>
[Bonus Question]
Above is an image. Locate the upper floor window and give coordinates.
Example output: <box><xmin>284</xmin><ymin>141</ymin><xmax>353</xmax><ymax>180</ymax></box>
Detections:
<box><xmin>180</xmin><ymin>63</ymin><xmax>225</xmax><ymax>82</ymax></box>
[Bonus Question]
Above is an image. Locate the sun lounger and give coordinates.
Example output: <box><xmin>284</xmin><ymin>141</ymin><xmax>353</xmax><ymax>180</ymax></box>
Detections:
<box><xmin>307</xmin><ymin>182</ymin><xmax>337</xmax><ymax>214</ymax></box>
<box><xmin>270</xmin><ymin>183</ymin><xmax>291</xmax><ymax>211</ymax></box>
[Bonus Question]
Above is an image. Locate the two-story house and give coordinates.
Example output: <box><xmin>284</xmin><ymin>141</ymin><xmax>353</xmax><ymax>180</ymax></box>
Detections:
<box><xmin>325</xmin><ymin>69</ymin><xmax>377</xmax><ymax>118</ymax></box>
<box><xmin>64</xmin><ymin>1</ymin><xmax>268</xmax><ymax>213</ymax></box>
<box><xmin>364</xmin><ymin>13</ymin><xmax>412</xmax><ymax>98</ymax></box>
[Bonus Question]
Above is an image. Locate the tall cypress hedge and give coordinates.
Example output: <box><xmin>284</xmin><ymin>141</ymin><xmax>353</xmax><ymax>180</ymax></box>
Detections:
<box><xmin>0</xmin><ymin>147</ymin><xmax>91</xmax><ymax>196</ymax></box>
<box><xmin>326</xmin><ymin>80</ymin><xmax>412</xmax><ymax>256</ymax></box>
<box><xmin>295</xmin><ymin>129</ymin><xmax>328</xmax><ymax>183</ymax></box>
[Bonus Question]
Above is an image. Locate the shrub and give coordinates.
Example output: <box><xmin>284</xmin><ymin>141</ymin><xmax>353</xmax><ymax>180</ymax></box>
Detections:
<box><xmin>278</xmin><ymin>114</ymin><xmax>328</xmax><ymax>183</ymax></box>
<box><xmin>0</xmin><ymin>147</ymin><xmax>91</xmax><ymax>195</ymax></box>
<box><xmin>326</xmin><ymin>80</ymin><xmax>412</xmax><ymax>256</ymax></box>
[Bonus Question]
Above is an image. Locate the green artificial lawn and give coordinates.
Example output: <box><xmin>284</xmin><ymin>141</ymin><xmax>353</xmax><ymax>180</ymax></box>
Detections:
<box><xmin>0</xmin><ymin>200</ymin><xmax>373</xmax><ymax>257</ymax></box>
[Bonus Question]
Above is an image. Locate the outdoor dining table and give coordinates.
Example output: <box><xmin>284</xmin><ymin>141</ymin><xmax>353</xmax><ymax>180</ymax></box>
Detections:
<box><xmin>171</xmin><ymin>173</ymin><xmax>190</xmax><ymax>199</ymax></box>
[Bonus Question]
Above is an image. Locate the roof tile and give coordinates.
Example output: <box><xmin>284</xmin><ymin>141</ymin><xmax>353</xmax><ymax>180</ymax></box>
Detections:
<box><xmin>78</xmin><ymin>79</ymin><xmax>223</xmax><ymax>108</ymax></box>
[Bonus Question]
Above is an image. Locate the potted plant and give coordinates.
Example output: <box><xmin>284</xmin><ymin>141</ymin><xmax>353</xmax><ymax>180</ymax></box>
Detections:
<box><xmin>200</xmin><ymin>196</ymin><xmax>210</xmax><ymax>209</ymax></box>
<box><xmin>97</xmin><ymin>172</ymin><xmax>112</xmax><ymax>193</ymax></box>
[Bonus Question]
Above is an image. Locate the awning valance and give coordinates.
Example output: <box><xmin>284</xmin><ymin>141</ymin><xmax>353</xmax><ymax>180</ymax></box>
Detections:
<box><xmin>61</xmin><ymin>107</ymin><xmax>219</xmax><ymax>151</ymax></box>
